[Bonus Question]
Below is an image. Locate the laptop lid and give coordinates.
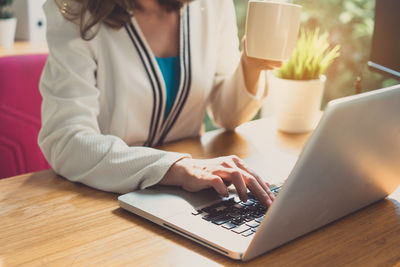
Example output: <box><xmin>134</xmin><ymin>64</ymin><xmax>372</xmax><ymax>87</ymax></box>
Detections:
<box><xmin>243</xmin><ymin>84</ymin><xmax>400</xmax><ymax>260</ymax></box>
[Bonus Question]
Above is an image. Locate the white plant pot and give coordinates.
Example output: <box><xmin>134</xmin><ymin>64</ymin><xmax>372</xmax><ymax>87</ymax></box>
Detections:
<box><xmin>0</xmin><ymin>17</ymin><xmax>17</xmax><ymax>49</ymax></box>
<box><xmin>267</xmin><ymin>71</ymin><xmax>326</xmax><ymax>133</ymax></box>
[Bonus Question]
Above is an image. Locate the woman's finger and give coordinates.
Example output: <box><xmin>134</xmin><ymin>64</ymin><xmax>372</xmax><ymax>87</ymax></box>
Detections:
<box><xmin>229</xmin><ymin>170</ymin><xmax>249</xmax><ymax>202</ymax></box>
<box><xmin>250</xmin><ymin>58</ymin><xmax>282</xmax><ymax>68</ymax></box>
<box><xmin>266</xmin><ymin>60</ymin><xmax>282</xmax><ymax>67</ymax></box>
<box><xmin>232</xmin><ymin>157</ymin><xmax>270</xmax><ymax>192</ymax></box>
<box><xmin>227</xmin><ymin>163</ymin><xmax>273</xmax><ymax>207</ymax></box>
<box><xmin>232</xmin><ymin>157</ymin><xmax>275</xmax><ymax>204</ymax></box>
<box><xmin>206</xmin><ymin>175</ymin><xmax>229</xmax><ymax>197</ymax></box>
<box><xmin>213</xmin><ymin>168</ymin><xmax>248</xmax><ymax>202</ymax></box>
<box><xmin>246</xmin><ymin>175</ymin><xmax>272</xmax><ymax>207</ymax></box>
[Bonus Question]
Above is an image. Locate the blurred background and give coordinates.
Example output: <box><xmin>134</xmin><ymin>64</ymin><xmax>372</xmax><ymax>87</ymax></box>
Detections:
<box><xmin>205</xmin><ymin>0</ymin><xmax>399</xmax><ymax>131</ymax></box>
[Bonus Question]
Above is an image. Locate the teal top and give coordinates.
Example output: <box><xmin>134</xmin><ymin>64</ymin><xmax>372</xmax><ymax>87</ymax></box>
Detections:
<box><xmin>155</xmin><ymin>56</ymin><xmax>181</xmax><ymax>120</ymax></box>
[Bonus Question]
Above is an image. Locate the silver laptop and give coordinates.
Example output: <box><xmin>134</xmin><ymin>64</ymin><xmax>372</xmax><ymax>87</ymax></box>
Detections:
<box><xmin>118</xmin><ymin>84</ymin><xmax>400</xmax><ymax>261</ymax></box>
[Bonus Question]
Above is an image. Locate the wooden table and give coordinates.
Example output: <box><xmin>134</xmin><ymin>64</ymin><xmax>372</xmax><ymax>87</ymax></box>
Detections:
<box><xmin>1</xmin><ymin>118</ymin><xmax>399</xmax><ymax>266</ymax></box>
<box><xmin>0</xmin><ymin>41</ymin><xmax>48</xmax><ymax>57</ymax></box>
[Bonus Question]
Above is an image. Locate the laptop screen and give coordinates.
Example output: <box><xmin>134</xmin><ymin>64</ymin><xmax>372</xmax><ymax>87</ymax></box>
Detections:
<box><xmin>368</xmin><ymin>0</ymin><xmax>400</xmax><ymax>79</ymax></box>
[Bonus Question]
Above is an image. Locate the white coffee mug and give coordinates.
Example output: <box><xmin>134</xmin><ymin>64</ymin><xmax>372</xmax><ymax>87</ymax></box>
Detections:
<box><xmin>245</xmin><ymin>0</ymin><xmax>302</xmax><ymax>61</ymax></box>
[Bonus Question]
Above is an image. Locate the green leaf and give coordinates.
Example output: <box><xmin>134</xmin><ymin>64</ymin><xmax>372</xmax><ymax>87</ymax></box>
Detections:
<box><xmin>277</xmin><ymin>27</ymin><xmax>340</xmax><ymax>80</ymax></box>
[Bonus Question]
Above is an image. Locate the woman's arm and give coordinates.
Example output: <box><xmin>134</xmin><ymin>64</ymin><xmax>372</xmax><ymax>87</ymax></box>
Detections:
<box><xmin>208</xmin><ymin>0</ymin><xmax>280</xmax><ymax>130</ymax></box>
<box><xmin>241</xmin><ymin>39</ymin><xmax>282</xmax><ymax>96</ymax></box>
<box><xmin>39</xmin><ymin>0</ymin><xmax>189</xmax><ymax>193</ymax></box>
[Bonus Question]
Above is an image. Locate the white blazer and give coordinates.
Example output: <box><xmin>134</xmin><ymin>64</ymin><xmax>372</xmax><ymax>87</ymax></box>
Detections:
<box><xmin>39</xmin><ymin>0</ymin><xmax>268</xmax><ymax>193</ymax></box>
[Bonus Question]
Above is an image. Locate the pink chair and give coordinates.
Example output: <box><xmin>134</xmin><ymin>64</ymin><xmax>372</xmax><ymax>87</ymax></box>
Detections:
<box><xmin>0</xmin><ymin>54</ymin><xmax>50</xmax><ymax>179</ymax></box>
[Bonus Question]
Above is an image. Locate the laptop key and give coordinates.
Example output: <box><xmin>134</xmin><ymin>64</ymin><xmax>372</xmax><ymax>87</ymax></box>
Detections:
<box><xmin>212</xmin><ymin>216</ymin><xmax>230</xmax><ymax>225</ymax></box>
<box><xmin>233</xmin><ymin>196</ymin><xmax>242</xmax><ymax>203</ymax></box>
<box><xmin>241</xmin><ymin>200</ymin><xmax>255</xmax><ymax>206</ymax></box>
<box><xmin>227</xmin><ymin>210</ymin><xmax>241</xmax><ymax>219</ymax></box>
<box><xmin>221</xmin><ymin>222</ymin><xmax>237</xmax><ymax>230</ymax></box>
<box><xmin>244</xmin><ymin>212</ymin><xmax>256</xmax><ymax>221</ymax></box>
<box><xmin>231</xmin><ymin>217</ymin><xmax>246</xmax><ymax>225</ymax></box>
<box><xmin>222</xmin><ymin>198</ymin><xmax>236</xmax><ymax>206</ymax></box>
<box><xmin>246</xmin><ymin>220</ymin><xmax>260</xmax><ymax>228</ymax></box>
<box><xmin>232</xmin><ymin>224</ymin><xmax>251</xmax><ymax>234</ymax></box>
<box><xmin>242</xmin><ymin>229</ymin><xmax>254</xmax><ymax>237</ymax></box>
<box><xmin>202</xmin><ymin>202</ymin><xmax>224</xmax><ymax>213</ymax></box>
<box><xmin>255</xmin><ymin>216</ymin><xmax>264</xmax><ymax>223</ymax></box>
<box><xmin>233</xmin><ymin>203</ymin><xmax>245</xmax><ymax>209</ymax></box>
<box><xmin>202</xmin><ymin>210</ymin><xmax>226</xmax><ymax>221</ymax></box>
<box><xmin>201</xmin><ymin>214</ymin><xmax>213</xmax><ymax>221</ymax></box>
<box><xmin>191</xmin><ymin>210</ymin><xmax>203</xmax><ymax>216</ymax></box>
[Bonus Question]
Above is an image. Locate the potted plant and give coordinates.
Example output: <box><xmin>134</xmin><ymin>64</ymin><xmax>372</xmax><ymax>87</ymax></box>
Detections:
<box><xmin>0</xmin><ymin>0</ymin><xmax>16</xmax><ymax>48</ymax></box>
<box><xmin>267</xmin><ymin>28</ymin><xmax>340</xmax><ymax>133</ymax></box>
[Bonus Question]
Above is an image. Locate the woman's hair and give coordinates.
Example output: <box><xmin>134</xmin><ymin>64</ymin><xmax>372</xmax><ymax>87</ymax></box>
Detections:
<box><xmin>58</xmin><ymin>0</ymin><xmax>192</xmax><ymax>40</ymax></box>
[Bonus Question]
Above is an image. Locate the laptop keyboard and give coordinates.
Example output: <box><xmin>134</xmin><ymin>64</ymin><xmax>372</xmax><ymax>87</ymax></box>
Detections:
<box><xmin>191</xmin><ymin>186</ymin><xmax>281</xmax><ymax>237</ymax></box>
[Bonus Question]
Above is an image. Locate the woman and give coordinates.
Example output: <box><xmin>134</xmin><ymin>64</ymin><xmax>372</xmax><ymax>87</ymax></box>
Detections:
<box><xmin>39</xmin><ymin>0</ymin><xmax>281</xmax><ymax>206</ymax></box>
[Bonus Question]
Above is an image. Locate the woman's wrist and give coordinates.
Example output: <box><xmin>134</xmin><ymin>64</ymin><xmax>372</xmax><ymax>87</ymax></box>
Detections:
<box><xmin>240</xmin><ymin>37</ymin><xmax>283</xmax><ymax>97</ymax></box>
<box><xmin>241</xmin><ymin>54</ymin><xmax>263</xmax><ymax>96</ymax></box>
<box><xmin>160</xmin><ymin>158</ymin><xmax>188</xmax><ymax>187</ymax></box>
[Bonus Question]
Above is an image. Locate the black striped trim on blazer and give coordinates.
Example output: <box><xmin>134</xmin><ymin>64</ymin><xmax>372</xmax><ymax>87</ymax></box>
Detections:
<box><xmin>124</xmin><ymin>23</ymin><xmax>163</xmax><ymax>147</ymax></box>
<box><xmin>157</xmin><ymin>6</ymin><xmax>192</xmax><ymax>146</ymax></box>
<box><xmin>125</xmin><ymin>5</ymin><xmax>192</xmax><ymax>147</ymax></box>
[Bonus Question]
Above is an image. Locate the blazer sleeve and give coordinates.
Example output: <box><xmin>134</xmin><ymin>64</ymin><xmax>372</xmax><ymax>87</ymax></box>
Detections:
<box><xmin>208</xmin><ymin>0</ymin><xmax>267</xmax><ymax>130</ymax></box>
<box><xmin>38</xmin><ymin>0</ymin><xmax>189</xmax><ymax>194</ymax></box>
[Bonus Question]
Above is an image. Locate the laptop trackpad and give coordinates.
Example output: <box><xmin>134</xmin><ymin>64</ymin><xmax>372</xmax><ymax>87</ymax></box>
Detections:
<box><xmin>119</xmin><ymin>186</ymin><xmax>221</xmax><ymax>220</ymax></box>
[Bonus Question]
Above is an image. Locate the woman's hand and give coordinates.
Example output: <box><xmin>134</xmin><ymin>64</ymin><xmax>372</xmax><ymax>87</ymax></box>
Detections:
<box><xmin>160</xmin><ymin>155</ymin><xmax>275</xmax><ymax>207</ymax></box>
<box><xmin>241</xmin><ymin>37</ymin><xmax>283</xmax><ymax>95</ymax></box>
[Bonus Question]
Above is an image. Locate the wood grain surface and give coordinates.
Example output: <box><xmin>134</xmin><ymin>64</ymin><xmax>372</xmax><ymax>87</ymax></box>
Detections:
<box><xmin>0</xmin><ymin>42</ymin><xmax>48</xmax><ymax>57</ymax></box>
<box><xmin>1</xmin><ymin>118</ymin><xmax>399</xmax><ymax>267</ymax></box>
